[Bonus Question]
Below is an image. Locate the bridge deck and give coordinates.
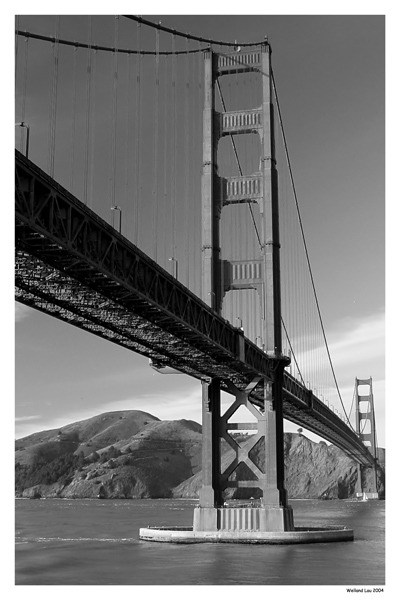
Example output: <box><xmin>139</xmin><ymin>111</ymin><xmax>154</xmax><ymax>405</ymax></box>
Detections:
<box><xmin>15</xmin><ymin>150</ymin><xmax>374</xmax><ymax>467</ymax></box>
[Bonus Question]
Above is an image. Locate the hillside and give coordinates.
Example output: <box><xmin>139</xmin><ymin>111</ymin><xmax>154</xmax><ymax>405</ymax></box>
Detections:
<box><xmin>15</xmin><ymin>410</ymin><xmax>385</xmax><ymax>500</ymax></box>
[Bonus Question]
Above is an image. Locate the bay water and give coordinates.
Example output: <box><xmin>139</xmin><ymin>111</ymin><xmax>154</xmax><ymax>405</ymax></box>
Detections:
<box><xmin>15</xmin><ymin>498</ymin><xmax>385</xmax><ymax>587</ymax></box>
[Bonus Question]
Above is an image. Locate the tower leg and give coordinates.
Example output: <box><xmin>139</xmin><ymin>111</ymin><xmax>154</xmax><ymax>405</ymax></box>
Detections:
<box><xmin>259</xmin><ymin>374</ymin><xmax>294</xmax><ymax>531</ymax></box>
<box><xmin>194</xmin><ymin>374</ymin><xmax>294</xmax><ymax>533</ymax></box>
<box><xmin>193</xmin><ymin>379</ymin><xmax>222</xmax><ymax>531</ymax></box>
<box><xmin>356</xmin><ymin>463</ymin><xmax>363</xmax><ymax>496</ymax></box>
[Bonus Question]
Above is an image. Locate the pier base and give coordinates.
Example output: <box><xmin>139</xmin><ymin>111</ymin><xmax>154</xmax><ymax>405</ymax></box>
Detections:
<box><xmin>139</xmin><ymin>525</ymin><xmax>354</xmax><ymax>544</ymax></box>
<box><xmin>193</xmin><ymin>506</ymin><xmax>294</xmax><ymax>532</ymax></box>
<box><xmin>140</xmin><ymin>503</ymin><xmax>353</xmax><ymax>544</ymax></box>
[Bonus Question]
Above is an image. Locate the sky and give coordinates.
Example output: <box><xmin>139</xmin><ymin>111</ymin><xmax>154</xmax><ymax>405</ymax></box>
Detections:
<box><xmin>11</xmin><ymin>6</ymin><xmax>389</xmax><ymax>454</ymax></box>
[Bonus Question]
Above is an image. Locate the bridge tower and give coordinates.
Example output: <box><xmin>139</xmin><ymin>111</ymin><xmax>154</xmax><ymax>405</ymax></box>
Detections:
<box><xmin>354</xmin><ymin>377</ymin><xmax>379</xmax><ymax>499</ymax></box>
<box><xmin>195</xmin><ymin>44</ymin><xmax>294</xmax><ymax>533</ymax></box>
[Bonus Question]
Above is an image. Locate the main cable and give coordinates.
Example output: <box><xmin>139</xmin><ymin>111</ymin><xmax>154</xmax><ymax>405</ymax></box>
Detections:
<box><xmin>123</xmin><ymin>15</ymin><xmax>268</xmax><ymax>48</ymax></box>
<box><xmin>16</xmin><ymin>30</ymin><xmax>207</xmax><ymax>55</ymax></box>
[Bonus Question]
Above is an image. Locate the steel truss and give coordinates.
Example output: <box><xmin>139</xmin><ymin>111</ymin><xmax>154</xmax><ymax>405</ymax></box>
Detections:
<box><xmin>15</xmin><ymin>150</ymin><xmax>374</xmax><ymax>466</ymax></box>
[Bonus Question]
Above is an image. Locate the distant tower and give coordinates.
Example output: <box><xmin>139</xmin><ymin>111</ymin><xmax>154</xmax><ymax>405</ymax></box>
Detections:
<box><xmin>354</xmin><ymin>377</ymin><xmax>378</xmax><ymax>498</ymax></box>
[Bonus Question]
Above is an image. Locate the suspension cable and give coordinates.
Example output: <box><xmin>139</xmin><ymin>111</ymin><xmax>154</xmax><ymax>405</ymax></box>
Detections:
<box><xmin>19</xmin><ymin>34</ymin><xmax>29</xmax><ymax>152</ymax></box>
<box><xmin>152</xmin><ymin>27</ymin><xmax>160</xmax><ymax>261</ymax></box>
<box><xmin>83</xmin><ymin>16</ymin><xmax>92</xmax><ymax>206</ymax></box>
<box><xmin>88</xmin><ymin>48</ymin><xmax>97</xmax><ymax>210</ymax></box>
<box><xmin>15</xmin><ymin>16</ymin><xmax>19</xmax><ymax>79</ymax></box>
<box><xmin>17</xmin><ymin>18</ymin><xmax>269</xmax><ymax>53</ymax></box>
<box><xmin>69</xmin><ymin>44</ymin><xmax>78</xmax><ymax>194</ymax></box>
<box><xmin>16</xmin><ymin>18</ymin><xmax>358</xmax><ymax>435</ymax></box>
<box><xmin>134</xmin><ymin>23</ymin><xmax>141</xmax><ymax>245</ymax></box>
<box><xmin>110</xmin><ymin>16</ymin><xmax>119</xmax><ymax>218</ymax></box>
<box><xmin>184</xmin><ymin>38</ymin><xmax>191</xmax><ymax>286</ymax></box>
<box><xmin>171</xmin><ymin>34</ymin><xmax>177</xmax><ymax>264</ymax></box>
<box><xmin>271</xmin><ymin>65</ymin><xmax>354</xmax><ymax>431</ymax></box>
<box><xmin>15</xmin><ymin>30</ymin><xmax>208</xmax><ymax>55</ymax></box>
<box><xmin>47</xmin><ymin>16</ymin><xmax>60</xmax><ymax>178</ymax></box>
<box><xmin>162</xmin><ymin>48</ymin><xmax>169</xmax><ymax>266</ymax></box>
<box><xmin>348</xmin><ymin>381</ymin><xmax>356</xmax><ymax>424</ymax></box>
<box><xmin>124</xmin><ymin>52</ymin><xmax>132</xmax><ymax>238</ymax></box>
<box><xmin>123</xmin><ymin>16</ymin><xmax>267</xmax><ymax>48</ymax></box>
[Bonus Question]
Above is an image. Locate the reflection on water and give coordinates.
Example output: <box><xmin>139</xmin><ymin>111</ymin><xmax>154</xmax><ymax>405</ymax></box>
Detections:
<box><xmin>15</xmin><ymin>498</ymin><xmax>385</xmax><ymax>585</ymax></box>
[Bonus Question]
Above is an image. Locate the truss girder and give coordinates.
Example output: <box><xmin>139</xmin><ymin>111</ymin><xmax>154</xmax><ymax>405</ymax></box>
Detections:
<box><xmin>15</xmin><ymin>251</ymin><xmax>260</xmax><ymax>388</ymax></box>
<box><xmin>15</xmin><ymin>151</ymin><xmax>374</xmax><ymax>467</ymax></box>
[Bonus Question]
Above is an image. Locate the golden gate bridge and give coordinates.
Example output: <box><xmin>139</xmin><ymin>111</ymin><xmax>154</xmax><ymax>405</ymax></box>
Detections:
<box><xmin>15</xmin><ymin>15</ymin><xmax>380</xmax><ymax>541</ymax></box>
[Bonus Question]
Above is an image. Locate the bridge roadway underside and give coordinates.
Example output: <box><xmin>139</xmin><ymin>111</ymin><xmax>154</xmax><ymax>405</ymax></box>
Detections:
<box><xmin>15</xmin><ymin>150</ymin><xmax>374</xmax><ymax>467</ymax></box>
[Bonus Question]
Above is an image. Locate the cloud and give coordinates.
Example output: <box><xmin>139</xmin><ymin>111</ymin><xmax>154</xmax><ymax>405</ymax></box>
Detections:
<box><xmin>98</xmin><ymin>385</ymin><xmax>203</xmax><ymax>424</ymax></box>
<box><xmin>290</xmin><ymin>309</ymin><xmax>384</xmax><ymax>383</ymax></box>
<box><xmin>15</xmin><ymin>415</ymin><xmax>41</xmax><ymax>422</ymax></box>
<box><xmin>14</xmin><ymin>380</ymin><xmax>204</xmax><ymax>440</ymax></box>
<box><xmin>326</xmin><ymin>310</ymin><xmax>384</xmax><ymax>369</ymax></box>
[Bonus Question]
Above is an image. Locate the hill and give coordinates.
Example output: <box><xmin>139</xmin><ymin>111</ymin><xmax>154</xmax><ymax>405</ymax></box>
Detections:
<box><xmin>15</xmin><ymin>410</ymin><xmax>385</xmax><ymax>500</ymax></box>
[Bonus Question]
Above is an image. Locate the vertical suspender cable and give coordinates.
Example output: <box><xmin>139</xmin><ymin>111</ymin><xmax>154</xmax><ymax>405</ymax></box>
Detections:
<box><xmin>69</xmin><ymin>44</ymin><xmax>78</xmax><ymax>194</ymax></box>
<box><xmin>47</xmin><ymin>15</ymin><xmax>60</xmax><ymax>178</ymax></box>
<box><xmin>19</xmin><ymin>35</ymin><xmax>29</xmax><ymax>154</ymax></box>
<box><xmin>134</xmin><ymin>23</ymin><xmax>141</xmax><ymax>245</ymax></box>
<box><xmin>15</xmin><ymin>16</ymin><xmax>19</xmax><ymax>138</ymax></box>
<box><xmin>194</xmin><ymin>42</ymin><xmax>203</xmax><ymax>298</ymax></box>
<box><xmin>88</xmin><ymin>48</ymin><xmax>97</xmax><ymax>209</ymax></box>
<box><xmin>163</xmin><ymin>48</ymin><xmax>169</xmax><ymax>266</ymax></box>
<box><xmin>15</xmin><ymin>16</ymin><xmax>19</xmax><ymax>79</ymax></box>
<box><xmin>184</xmin><ymin>39</ymin><xmax>190</xmax><ymax>287</ymax></box>
<box><xmin>110</xmin><ymin>16</ymin><xmax>119</xmax><ymax>223</ymax></box>
<box><xmin>83</xmin><ymin>16</ymin><xmax>92</xmax><ymax>205</ymax></box>
<box><xmin>15</xmin><ymin>16</ymin><xmax>21</xmax><ymax>120</ymax></box>
<box><xmin>152</xmin><ymin>28</ymin><xmax>160</xmax><ymax>261</ymax></box>
<box><xmin>20</xmin><ymin>35</ymin><xmax>29</xmax><ymax>122</ymax></box>
<box><xmin>171</xmin><ymin>34</ymin><xmax>177</xmax><ymax>266</ymax></box>
<box><xmin>124</xmin><ymin>52</ymin><xmax>132</xmax><ymax>238</ymax></box>
<box><xmin>189</xmin><ymin>42</ymin><xmax>201</xmax><ymax>293</ymax></box>
<box><xmin>279</xmin><ymin>162</ymin><xmax>286</xmax><ymax>348</ymax></box>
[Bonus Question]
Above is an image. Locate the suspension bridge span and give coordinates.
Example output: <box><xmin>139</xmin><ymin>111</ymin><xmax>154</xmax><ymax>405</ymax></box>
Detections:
<box><xmin>15</xmin><ymin>148</ymin><xmax>374</xmax><ymax>467</ymax></box>
<box><xmin>15</xmin><ymin>16</ymin><xmax>380</xmax><ymax>539</ymax></box>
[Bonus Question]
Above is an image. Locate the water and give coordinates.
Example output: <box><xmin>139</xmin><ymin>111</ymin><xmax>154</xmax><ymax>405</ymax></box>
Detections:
<box><xmin>15</xmin><ymin>498</ymin><xmax>385</xmax><ymax>586</ymax></box>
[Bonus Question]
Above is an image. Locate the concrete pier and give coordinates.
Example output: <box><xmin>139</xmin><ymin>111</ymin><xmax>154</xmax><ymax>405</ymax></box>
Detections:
<box><xmin>139</xmin><ymin>524</ymin><xmax>354</xmax><ymax>544</ymax></box>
